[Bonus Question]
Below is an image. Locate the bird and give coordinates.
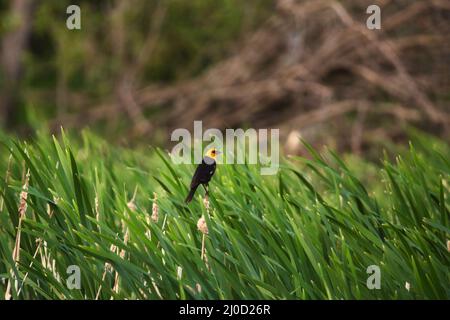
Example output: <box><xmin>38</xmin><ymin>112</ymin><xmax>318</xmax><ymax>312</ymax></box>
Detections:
<box><xmin>185</xmin><ymin>148</ymin><xmax>219</xmax><ymax>203</ymax></box>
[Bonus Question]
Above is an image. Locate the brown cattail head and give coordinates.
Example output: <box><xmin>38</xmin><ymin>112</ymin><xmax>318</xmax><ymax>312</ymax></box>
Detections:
<box><xmin>151</xmin><ymin>192</ymin><xmax>159</xmax><ymax>222</ymax></box>
<box><xmin>46</xmin><ymin>203</ymin><xmax>54</xmax><ymax>218</ymax></box>
<box><xmin>447</xmin><ymin>240</ymin><xmax>450</xmax><ymax>253</ymax></box>
<box><xmin>106</xmin><ymin>243</ymin><xmax>118</xmax><ymax>272</ymax></box>
<box><xmin>197</xmin><ymin>216</ymin><xmax>208</xmax><ymax>235</ymax></box>
<box><xmin>119</xmin><ymin>229</ymin><xmax>129</xmax><ymax>259</ymax></box>
<box><xmin>127</xmin><ymin>187</ymin><xmax>138</xmax><ymax>212</ymax></box>
<box><xmin>127</xmin><ymin>200</ymin><xmax>137</xmax><ymax>211</ymax></box>
<box><xmin>18</xmin><ymin>170</ymin><xmax>30</xmax><ymax>219</ymax></box>
<box><xmin>203</xmin><ymin>194</ymin><xmax>210</xmax><ymax>210</ymax></box>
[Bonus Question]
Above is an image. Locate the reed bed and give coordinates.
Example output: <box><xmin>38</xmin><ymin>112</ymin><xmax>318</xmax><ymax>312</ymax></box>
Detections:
<box><xmin>0</xmin><ymin>130</ymin><xmax>448</xmax><ymax>299</ymax></box>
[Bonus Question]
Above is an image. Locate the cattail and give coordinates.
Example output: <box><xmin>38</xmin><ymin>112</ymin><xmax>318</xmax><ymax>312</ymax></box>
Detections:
<box><xmin>198</xmin><ymin>194</ymin><xmax>211</xmax><ymax>265</ymax></box>
<box><xmin>119</xmin><ymin>229</ymin><xmax>129</xmax><ymax>259</ymax></box>
<box><xmin>95</xmin><ymin>194</ymin><xmax>100</xmax><ymax>222</ymax></box>
<box><xmin>127</xmin><ymin>200</ymin><xmax>137</xmax><ymax>211</ymax></box>
<box><xmin>119</xmin><ymin>194</ymin><xmax>133</xmax><ymax>262</ymax></box>
<box><xmin>113</xmin><ymin>271</ymin><xmax>120</xmax><ymax>295</ymax></box>
<box><xmin>127</xmin><ymin>186</ymin><xmax>138</xmax><ymax>211</ymax></box>
<box><xmin>447</xmin><ymin>240</ymin><xmax>450</xmax><ymax>253</ymax></box>
<box><xmin>38</xmin><ymin>240</ymin><xmax>59</xmax><ymax>280</ymax></box>
<box><xmin>46</xmin><ymin>203</ymin><xmax>54</xmax><ymax>218</ymax></box>
<box><xmin>177</xmin><ymin>266</ymin><xmax>183</xmax><ymax>280</ymax></box>
<box><xmin>197</xmin><ymin>216</ymin><xmax>208</xmax><ymax>235</ymax></box>
<box><xmin>18</xmin><ymin>170</ymin><xmax>30</xmax><ymax>219</ymax></box>
<box><xmin>17</xmin><ymin>238</ymin><xmax>43</xmax><ymax>296</ymax></box>
<box><xmin>151</xmin><ymin>192</ymin><xmax>159</xmax><ymax>222</ymax></box>
<box><xmin>145</xmin><ymin>217</ymin><xmax>151</xmax><ymax>239</ymax></box>
<box><xmin>203</xmin><ymin>251</ymin><xmax>210</xmax><ymax>269</ymax></box>
<box><xmin>197</xmin><ymin>216</ymin><xmax>208</xmax><ymax>263</ymax></box>
<box><xmin>105</xmin><ymin>243</ymin><xmax>117</xmax><ymax>272</ymax></box>
<box><xmin>96</xmin><ymin>243</ymin><xmax>117</xmax><ymax>299</ymax></box>
<box><xmin>145</xmin><ymin>217</ymin><xmax>152</xmax><ymax>239</ymax></box>
<box><xmin>113</xmin><ymin>230</ymin><xmax>129</xmax><ymax>295</ymax></box>
<box><xmin>405</xmin><ymin>282</ymin><xmax>411</xmax><ymax>291</ymax></box>
<box><xmin>151</xmin><ymin>278</ymin><xmax>163</xmax><ymax>299</ymax></box>
<box><xmin>5</xmin><ymin>169</ymin><xmax>30</xmax><ymax>300</ymax></box>
<box><xmin>203</xmin><ymin>194</ymin><xmax>210</xmax><ymax>211</ymax></box>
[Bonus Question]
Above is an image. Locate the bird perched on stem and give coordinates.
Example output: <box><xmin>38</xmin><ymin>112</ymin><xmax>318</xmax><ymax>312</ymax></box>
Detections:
<box><xmin>185</xmin><ymin>148</ymin><xmax>219</xmax><ymax>203</ymax></box>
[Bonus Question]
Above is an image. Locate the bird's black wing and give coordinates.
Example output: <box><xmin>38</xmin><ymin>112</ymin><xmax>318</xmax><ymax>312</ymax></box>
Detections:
<box><xmin>190</xmin><ymin>161</ymin><xmax>207</xmax><ymax>189</ymax></box>
<box><xmin>186</xmin><ymin>158</ymin><xmax>216</xmax><ymax>203</ymax></box>
<box><xmin>190</xmin><ymin>158</ymin><xmax>216</xmax><ymax>188</ymax></box>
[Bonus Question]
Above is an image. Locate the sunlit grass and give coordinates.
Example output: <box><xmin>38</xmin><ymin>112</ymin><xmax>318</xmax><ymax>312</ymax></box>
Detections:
<box><xmin>0</xmin><ymin>129</ymin><xmax>448</xmax><ymax>299</ymax></box>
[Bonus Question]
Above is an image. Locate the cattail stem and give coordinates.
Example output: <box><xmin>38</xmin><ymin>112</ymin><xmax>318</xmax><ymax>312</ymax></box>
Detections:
<box><xmin>197</xmin><ymin>194</ymin><xmax>210</xmax><ymax>264</ymax></box>
<box><xmin>201</xmin><ymin>234</ymin><xmax>206</xmax><ymax>261</ymax></box>
<box><xmin>97</xmin><ymin>242</ymin><xmax>118</xmax><ymax>299</ymax></box>
<box><xmin>156</xmin><ymin>212</ymin><xmax>168</xmax><ymax>250</ymax></box>
<box><xmin>5</xmin><ymin>169</ymin><xmax>30</xmax><ymax>300</ymax></box>
<box><xmin>17</xmin><ymin>239</ymin><xmax>42</xmax><ymax>296</ymax></box>
<box><xmin>95</xmin><ymin>269</ymin><xmax>108</xmax><ymax>300</ymax></box>
<box><xmin>113</xmin><ymin>194</ymin><xmax>134</xmax><ymax>297</ymax></box>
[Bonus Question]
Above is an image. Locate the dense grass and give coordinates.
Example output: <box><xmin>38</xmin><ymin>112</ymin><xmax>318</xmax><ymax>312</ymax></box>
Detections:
<box><xmin>0</xmin><ymin>130</ymin><xmax>448</xmax><ymax>299</ymax></box>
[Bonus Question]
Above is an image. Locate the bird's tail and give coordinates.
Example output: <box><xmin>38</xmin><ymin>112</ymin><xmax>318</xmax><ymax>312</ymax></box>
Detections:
<box><xmin>185</xmin><ymin>185</ymin><xmax>198</xmax><ymax>203</ymax></box>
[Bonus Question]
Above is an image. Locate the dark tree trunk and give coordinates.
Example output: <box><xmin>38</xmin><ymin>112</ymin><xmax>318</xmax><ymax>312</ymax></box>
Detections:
<box><xmin>0</xmin><ymin>0</ymin><xmax>35</xmax><ymax>130</ymax></box>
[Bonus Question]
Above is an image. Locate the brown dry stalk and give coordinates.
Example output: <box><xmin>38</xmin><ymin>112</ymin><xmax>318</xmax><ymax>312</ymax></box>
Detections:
<box><xmin>112</xmin><ymin>235</ymin><xmax>128</xmax><ymax>294</ymax></box>
<box><xmin>95</xmin><ymin>243</ymin><xmax>118</xmax><ymax>300</ymax></box>
<box><xmin>200</xmin><ymin>234</ymin><xmax>206</xmax><ymax>262</ymax></box>
<box><xmin>111</xmin><ymin>192</ymin><xmax>135</xmax><ymax>296</ymax></box>
<box><xmin>98</xmin><ymin>190</ymin><xmax>136</xmax><ymax>298</ymax></box>
<box><xmin>119</xmin><ymin>229</ymin><xmax>129</xmax><ymax>260</ymax></box>
<box><xmin>17</xmin><ymin>200</ymin><xmax>56</xmax><ymax>297</ymax></box>
<box><xmin>95</xmin><ymin>193</ymin><xmax>100</xmax><ymax>222</ymax></box>
<box><xmin>155</xmin><ymin>203</ymin><xmax>168</xmax><ymax>250</ymax></box>
<box><xmin>126</xmin><ymin>185</ymin><xmax>138</xmax><ymax>212</ymax></box>
<box><xmin>151</xmin><ymin>192</ymin><xmax>159</xmax><ymax>223</ymax></box>
<box><xmin>5</xmin><ymin>169</ymin><xmax>30</xmax><ymax>300</ymax></box>
<box><xmin>197</xmin><ymin>194</ymin><xmax>211</xmax><ymax>266</ymax></box>
<box><xmin>146</xmin><ymin>192</ymin><xmax>159</xmax><ymax>239</ymax></box>
<box><xmin>35</xmin><ymin>202</ymin><xmax>60</xmax><ymax>283</ymax></box>
<box><xmin>16</xmin><ymin>238</ymin><xmax>42</xmax><ymax>296</ymax></box>
<box><xmin>38</xmin><ymin>240</ymin><xmax>60</xmax><ymax>283</ymax></box>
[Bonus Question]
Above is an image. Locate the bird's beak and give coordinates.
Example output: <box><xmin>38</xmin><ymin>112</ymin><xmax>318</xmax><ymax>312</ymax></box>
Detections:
<box><xmin>216</xmin><ymin>150</ymin><xmax>222</xmax><ymax>155</ymax></box>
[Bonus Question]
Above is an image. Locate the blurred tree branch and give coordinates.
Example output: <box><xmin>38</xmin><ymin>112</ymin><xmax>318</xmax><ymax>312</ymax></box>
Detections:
<box><xmin>115</xmin><ymin>0</ymin><xmax>167</xmax><ymax>137</ymax></box>
<box><xmin>31</xmin><ymin>0</ymin><xmax>449</xmax><ymax>151</ymax></box>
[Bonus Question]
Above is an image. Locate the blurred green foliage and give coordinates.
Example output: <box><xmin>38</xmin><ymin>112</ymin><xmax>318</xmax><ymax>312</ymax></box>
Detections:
<box><xmin>1</xmin><ymin>0</ymin><xmax>271</xmax><ymax>122</ymax></box>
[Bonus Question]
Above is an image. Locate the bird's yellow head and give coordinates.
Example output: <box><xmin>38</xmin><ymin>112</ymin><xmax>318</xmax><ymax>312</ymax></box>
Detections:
<box><xmin>205</xmin><ymin>148</ymin><xmax>220</xmax><ymax>159</ymax></box>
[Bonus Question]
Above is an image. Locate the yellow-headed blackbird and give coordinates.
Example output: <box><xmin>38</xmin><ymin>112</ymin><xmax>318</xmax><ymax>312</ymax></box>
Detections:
<box><xmin>185</xmin><ymin>148</ymin><xmax>219</xmax><ymax>203</ymax></box>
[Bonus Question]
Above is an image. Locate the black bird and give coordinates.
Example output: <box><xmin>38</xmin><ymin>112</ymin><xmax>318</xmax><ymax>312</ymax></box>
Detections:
<box><xmin>185</xmin><ymin>148</ymin><xmax>218</xmax><ymax>203</ymax></box>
